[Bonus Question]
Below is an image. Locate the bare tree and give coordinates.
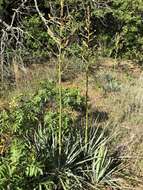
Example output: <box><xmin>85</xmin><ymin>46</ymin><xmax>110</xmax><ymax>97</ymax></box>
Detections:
<box><xmin>0</xmin><ymin>0</ymin><xmax>28</xmax><ymax>84</ymax></box>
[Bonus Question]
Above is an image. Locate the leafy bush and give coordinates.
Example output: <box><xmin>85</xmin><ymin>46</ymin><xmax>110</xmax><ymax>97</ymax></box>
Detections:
<box><xmin>23</xmin><ymin>15</ymin><xmax>54</xmax><ymax>61</ymax></box>
<box><xmin>0</xmin><ymin>81</ymin><xmax>85</xmax><ymax>134</ymax></box>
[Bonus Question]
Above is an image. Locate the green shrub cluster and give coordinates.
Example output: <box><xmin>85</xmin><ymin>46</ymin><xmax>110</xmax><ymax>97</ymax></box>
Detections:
<box><xmin>0</xmin><ymin>81</ymin><xmax>85</xmax><ymax>134</ymax></box>
<box><xmin>0</xmin><ymin>81</ymin><xmax>119</xmax><ymax>190</ymax></box>
<box><xmin>1</xmin><ymin>0</ymin><xmax>143</xmax><ymax>62</ymax></box>
<box><xmin>19</xmin><ymin>0</ymin><xmax>143</xmax><ymax>62</ymax></box>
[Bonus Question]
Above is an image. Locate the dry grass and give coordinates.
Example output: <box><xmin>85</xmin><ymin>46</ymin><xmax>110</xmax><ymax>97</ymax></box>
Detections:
<box><xmin>96</xmin><ymin>70</ymin><xmax>143</xmax><ymax>189</ymax></box>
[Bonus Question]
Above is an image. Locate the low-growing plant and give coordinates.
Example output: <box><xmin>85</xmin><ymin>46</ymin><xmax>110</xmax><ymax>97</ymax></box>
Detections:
<box><xmin>103</xmin><ymin>74</ymin><xmax>121</xmax><ymax>93</ymax></box>
<box><xmin>97</xmin><ymin>73</ymin><xmax>121</xmax><ymax>94</ymax></box>
<box><xmin>0</xmin><ymin>125</ymin><xmax>120</xmax><ymax>190</ymax></box>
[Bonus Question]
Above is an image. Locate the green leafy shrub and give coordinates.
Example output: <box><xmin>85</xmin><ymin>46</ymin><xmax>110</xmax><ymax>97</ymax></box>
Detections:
<box><xmin>22</xmin><ymin>15</ymin><xmax>53</xmax><ymax>61</ymax></box>
<box><xmin>0</xmin><ymin>81</ymin><xmax>85</xmax><ymax>134</ymax></box>
<box><xmin>111</xmin><ymin>0</ymin><xmax>143</xmax><ymax>61</ymax></box>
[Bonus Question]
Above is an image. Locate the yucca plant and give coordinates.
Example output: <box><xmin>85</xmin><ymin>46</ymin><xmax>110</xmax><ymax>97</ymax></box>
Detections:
<box><xmin>0</xmin><ymin>123</ymin><xmax>120</xmax><ymax>190</ymax></box>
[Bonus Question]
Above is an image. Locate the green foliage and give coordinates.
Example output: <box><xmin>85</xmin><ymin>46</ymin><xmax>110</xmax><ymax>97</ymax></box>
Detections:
<box><xmin>1</xmin><ymin>0</ymin><xmax>143</xmax><ymax>62</ymax></box>
<box><xmin>0</xmin><ymin>0</ymin><xmax>4</xmax><ymax>11</ymax></box>
<box><xmin>22</xmin><ymin>0</ymin><xmax>143</xmax><ymax>62</ymax></box>
<box><xmin>23</xmin><ymin>15</ymin><xmax>53</xmax><ymax>60</ymax></box>
<box><xmin>0</xmin><ymin>0</ymin><xmax>21</xmax><ymax>18</ymax></box>
<box><xmin>0</xmin><ymin>0</ymin><xmax>7</xmax><ymax>17</ymax></box>
<box><xmin>111</xmin><ymin>0</ymin><xmax>143</xmax><ymax>61</ymax></box>
<box><xmin>0</xmin><ymin>81</ymin><xmax>85</xmax><ymax>134</ymax></box>
<box><xmin>0</xmin><ymin>81</ymin><xmax>120</xmax><ymax>189</ymax></box>
<box><xmin>0</xmin><ymin>0</ymin><xmax>3</xmax><ymax>10</ymax></box>
<box><xmin>102</xmin><ymin>74</ymin><xmax>121</xmax><ymax>93</ymax></box>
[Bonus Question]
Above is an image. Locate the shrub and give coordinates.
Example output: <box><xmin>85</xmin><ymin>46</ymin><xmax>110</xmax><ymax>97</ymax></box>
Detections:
<box><xmin>96</xmin><ymin>72</ymin><xmax>121</xmax><ymax>93</ymax></box>
<box><xmin>22</xmin><ymin>15</ymin><xmax>54</xmax><ymax>61</ymax></box>
<box><xmin>0</xmin><ymin>81</ymin><xmax>85</xmax><ymax>134</ymax></box>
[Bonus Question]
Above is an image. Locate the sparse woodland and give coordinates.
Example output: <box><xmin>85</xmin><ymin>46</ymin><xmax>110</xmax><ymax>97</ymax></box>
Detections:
<box><xmin>0</xmin><ymin>0</ymin><xmax>143</xmax><ymax>190</ymax></box>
